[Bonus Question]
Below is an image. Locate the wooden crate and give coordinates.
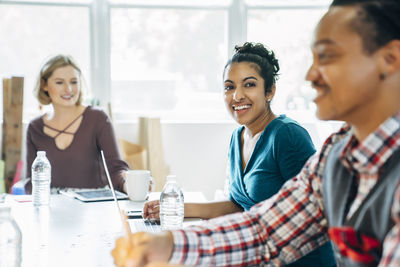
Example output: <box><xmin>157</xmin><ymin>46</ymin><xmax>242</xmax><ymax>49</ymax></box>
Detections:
<box><xmin>2</xmin><ymin>77</ymin><xmax>24</xmax><ymax>192</ymax></box>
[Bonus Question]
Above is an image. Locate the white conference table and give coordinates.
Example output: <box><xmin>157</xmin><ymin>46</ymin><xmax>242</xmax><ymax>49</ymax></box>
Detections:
<box><xmin>6</xmin><ymin>192</ymin><xmax>206</xmax><ymax>267</ymax></box>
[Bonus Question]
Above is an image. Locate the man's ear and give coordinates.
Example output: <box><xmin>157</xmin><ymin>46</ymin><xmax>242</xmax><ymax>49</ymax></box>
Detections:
<box><xmin>380</xmin><ymin>40</ymin><xmax>400</xmax><ymax>75</ymax></box>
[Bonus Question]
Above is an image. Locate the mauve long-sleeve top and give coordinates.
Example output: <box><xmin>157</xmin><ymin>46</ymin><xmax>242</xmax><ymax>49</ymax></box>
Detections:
<box><xmin>25</xmin><ymin>106</ymin><xmax>129</xmax><ymax>193</ymax></box>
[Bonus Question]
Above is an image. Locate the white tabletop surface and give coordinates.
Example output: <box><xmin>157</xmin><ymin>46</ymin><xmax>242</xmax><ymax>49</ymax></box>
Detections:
<box><xmin>6</xmin><ymin>192</ymin><xmax>206</xmax><ymax>267</ymax></box>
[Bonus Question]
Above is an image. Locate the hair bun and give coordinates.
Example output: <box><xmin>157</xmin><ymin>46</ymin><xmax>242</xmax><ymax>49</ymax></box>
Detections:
<box><xmin>234</xmin><ymin>42</ymin><xmax>279</xmax><ymax>76</ymax></box>
<box><xmin>235</xmin><ymin>42</ymin><xmax>267</xmax><ymax>57</ymax></box>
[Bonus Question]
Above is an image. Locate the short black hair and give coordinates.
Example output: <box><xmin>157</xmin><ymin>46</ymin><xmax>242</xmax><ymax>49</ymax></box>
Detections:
<box><xmin>330</xmin><ymin>0</ymin><xmax>400</xmax><ymax>53</ymax></box>
<box><xmin>224</xmin><ymin>42</ymin><xmax>280</xmax><ymax>95</ymax></box>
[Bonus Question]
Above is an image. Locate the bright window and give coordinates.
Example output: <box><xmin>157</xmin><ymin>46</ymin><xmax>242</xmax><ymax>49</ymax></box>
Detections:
<box><xmin>0</xmin><ymin>3</ymin><xmax>90</xmax><ymax>121</ymax></box>
<box><xmin>247</xmin><ymin>7</ymin><xmax>328</xmax><ymax>122</ymax></box>
<box><xmin>0</xmin><ymin>0</ymin><xmax>332</xmax><ymax>123</ymax></box>
<box><xmin>110</xmin><ymin>7</ymin><xmax>229</xmax><ymax>121</ymax></box>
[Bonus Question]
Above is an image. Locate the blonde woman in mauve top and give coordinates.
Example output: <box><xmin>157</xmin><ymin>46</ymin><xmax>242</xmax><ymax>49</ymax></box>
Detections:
<box><xmin>25</xmin><ymin>55</ymin><xmax>129</xmax><ymax>194</ymax></box>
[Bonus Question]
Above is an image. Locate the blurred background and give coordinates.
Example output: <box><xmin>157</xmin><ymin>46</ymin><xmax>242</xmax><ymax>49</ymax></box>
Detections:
<box><xmin>0</xmin><ymin>0</ymin><xmax>341</xmax><ymax>199</ymax></box>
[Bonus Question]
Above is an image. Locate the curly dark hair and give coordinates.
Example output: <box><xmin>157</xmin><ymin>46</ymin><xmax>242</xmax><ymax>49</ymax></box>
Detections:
<box><xmin>330</xmin><ymin>0</ymin><xmax>400</xmax><ymax>54</ymax></box>
<box><xmin>224</xmin><ymin>42</ymin><xmax>280</xmax><ymax>96</ymax></box>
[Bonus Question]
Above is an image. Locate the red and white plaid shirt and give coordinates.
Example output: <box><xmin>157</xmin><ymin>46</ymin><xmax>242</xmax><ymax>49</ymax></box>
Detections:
<box><xmin>170</xmin><ymin>110</ymin><xmax>400</xmax><ymax>267</ymax></box>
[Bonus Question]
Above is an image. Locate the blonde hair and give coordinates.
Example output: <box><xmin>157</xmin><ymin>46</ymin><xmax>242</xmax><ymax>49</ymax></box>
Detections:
<box><xmin>34</xmin><ymin>54</ymin><xmax>83</xmax><ymax>105</ymax></box>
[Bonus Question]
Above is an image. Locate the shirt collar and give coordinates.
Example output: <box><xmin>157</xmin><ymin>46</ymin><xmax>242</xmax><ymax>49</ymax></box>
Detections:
<box><xmin>340</xmin><ymin>110</ymin><xmax>400</xmax><ymax>175</ymax></box>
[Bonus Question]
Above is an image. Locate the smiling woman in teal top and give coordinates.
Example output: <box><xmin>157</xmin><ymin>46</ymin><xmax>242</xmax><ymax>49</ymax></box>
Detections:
<box><xmin>229</xmin><ymin>115</ymin><xmax>316</xmax><ymax>211</ymax></box>
<box><xmin>143</xmin><ymin>42</ymin><xmax>335</xmax><ymax>266</ymax></box>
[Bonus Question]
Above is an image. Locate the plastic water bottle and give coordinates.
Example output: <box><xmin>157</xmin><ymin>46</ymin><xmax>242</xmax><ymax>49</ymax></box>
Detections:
<box><xmin>160</xmin><ymin>175</ymin><xmax>184</xmax><ymax>230</ymax></box>
<box><xmin>32</xmin><ymin>151</ymin><xmax>51</xmax><ymax>206</ymax></box>
<box><xmin>0</xmin><ymin>205</ymin><xmax>22</xmax><ymax>267</ymax></box>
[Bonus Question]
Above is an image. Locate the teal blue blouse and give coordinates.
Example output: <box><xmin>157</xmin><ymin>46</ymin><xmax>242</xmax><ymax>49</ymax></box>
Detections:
<box><xmin>229</xmin><ymin>115</ymin><xmax>316</xmax><ymax>210</ymax></box>
<box><xmin>228</xmin><ymin>115</ymin><xmax>336</xmax><ymax>267</ymax></box>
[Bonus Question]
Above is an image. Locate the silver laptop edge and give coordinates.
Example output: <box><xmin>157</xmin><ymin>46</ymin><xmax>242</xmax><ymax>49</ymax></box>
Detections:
<box><xmin>100</xmin><ymin>150</ymin><xmax>126</xmax><ymax>228</ymax></box>
<box><xmin>101</xmin><ymin>150</ymin><xmax>159</xmax><ymax>233</ymax></box>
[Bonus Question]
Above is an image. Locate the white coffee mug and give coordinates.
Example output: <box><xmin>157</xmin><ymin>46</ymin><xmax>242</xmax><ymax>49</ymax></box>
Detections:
<box><xmin>125</xmin><ymin>170</ymin><xmax>152</xmax><ymax>201</ymax></box>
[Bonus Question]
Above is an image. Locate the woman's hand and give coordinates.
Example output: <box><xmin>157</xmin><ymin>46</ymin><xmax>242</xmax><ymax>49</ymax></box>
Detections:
<box><xmin>143</xmin><ymin>200</ymin><xmax>160</xmax><ymax>220</ymax></box>
<box><xmin>112</xmin><ymin>231</ymin><xmax>174</xmax><ymax>267</ymax></box>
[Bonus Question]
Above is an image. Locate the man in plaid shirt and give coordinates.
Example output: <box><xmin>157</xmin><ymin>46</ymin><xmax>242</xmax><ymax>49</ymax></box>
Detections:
<box><xmin>112</xmin><ymin>0</ymin><xmax>400</xmax><ymax>266</ymax></box>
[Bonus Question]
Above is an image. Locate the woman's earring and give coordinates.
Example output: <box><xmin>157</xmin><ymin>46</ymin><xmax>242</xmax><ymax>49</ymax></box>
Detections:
<box><xmin>379</xmin><ymin>71</ymin><xmax>388</xmax><ymax>80</ymax></box>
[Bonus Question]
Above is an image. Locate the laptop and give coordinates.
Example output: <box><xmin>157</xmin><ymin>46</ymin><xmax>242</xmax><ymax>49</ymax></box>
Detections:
<box><xmin>100</xmin><ymin>150</ymin><xmax>160</xmax><ymax>233</ymax></box>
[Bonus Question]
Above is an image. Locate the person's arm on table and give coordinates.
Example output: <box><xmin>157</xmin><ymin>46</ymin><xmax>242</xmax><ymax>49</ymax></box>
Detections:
<box><xmin>114</xmin><ymin>155</ymin><xmax>331</xmax><ymax>266</ymax></box>
<box><xmin>169</xmin><ymin>160</ymin><xmax>330</xmax><ymax>266</ymax></box>
<box><xmin>184</xmin><ymin>201</ymin><xmax>243</xmax><ymax>219</ymax></box>
<box><xmin>143</xmin><ymin>200</ymin><xmax>243</xmax><ymax>220</ymax></box>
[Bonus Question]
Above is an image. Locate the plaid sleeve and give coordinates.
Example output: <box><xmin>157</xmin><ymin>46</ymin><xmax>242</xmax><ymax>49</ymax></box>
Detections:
<box><xmin>170</xmin><ymin>155</ymin><xmax>331</xmax><ymax>266</ymax></box>
<box><xmin>379</xmin><ymin>181</ymin><xmax>400</xmax><ymax>266</ymax></box>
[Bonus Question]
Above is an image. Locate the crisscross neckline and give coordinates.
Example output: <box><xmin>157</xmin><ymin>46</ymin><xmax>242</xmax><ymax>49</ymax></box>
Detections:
<box><xmin>44</xmin><ymin>112</ymin><xmax>84</xmax><ymax>139</ymax></box>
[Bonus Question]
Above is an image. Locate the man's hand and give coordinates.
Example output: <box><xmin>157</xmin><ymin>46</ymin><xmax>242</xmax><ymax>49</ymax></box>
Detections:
<box><xmin>112</xmin><ymin>231</ymin><xmax>174</xmax><ymax>267</ymax></box>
